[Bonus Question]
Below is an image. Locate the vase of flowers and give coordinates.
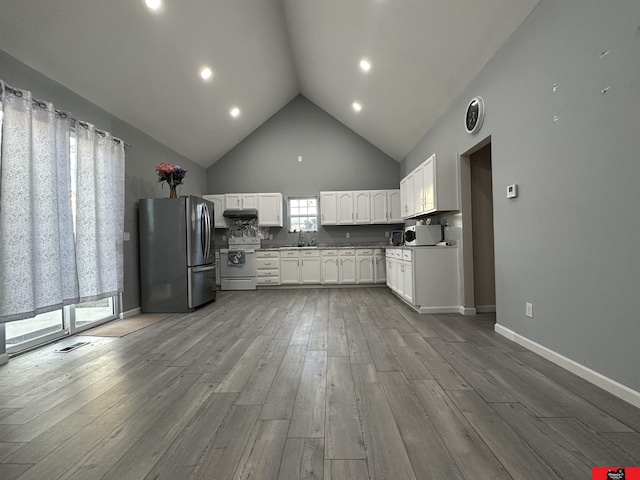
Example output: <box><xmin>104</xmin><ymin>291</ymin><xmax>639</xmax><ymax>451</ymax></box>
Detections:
<box><xmin>155</xmin><ymin>163</ymin><xmax>187</xmax><ymax>198</ymax></box>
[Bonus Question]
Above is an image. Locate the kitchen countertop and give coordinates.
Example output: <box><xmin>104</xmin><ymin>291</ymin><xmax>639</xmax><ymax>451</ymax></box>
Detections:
<box><xmin>257</xmin><ymin>244</ymin><xmax>455</xmax><ymax>251</ymax></box>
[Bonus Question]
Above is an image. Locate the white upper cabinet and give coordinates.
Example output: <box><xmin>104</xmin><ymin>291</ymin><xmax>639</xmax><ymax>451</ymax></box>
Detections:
<box><xmin>337</xmin><ymin>191</ymin><xmax>354</xmax><ymax>225</ymax></box>
<box><xmin>370</xmin><ymin>190</ymin><xmax>388</xmax><ymax>224</ymax></box>
<box><xmin>400</xmin><ymin>173</ymin><xmax>414</xmax><ymax>219</ymax></box>
<box><xmin>353</xmin><ymin>191</ymin><xmax>370</xmax><ymax>224</ymax></box>
<box><xmin>423</xmin><ymin>156</ymin><xmax>435</xmax><ymax>212</ymax></box>
<box><xmin>387</xmin><ymin>189</ymin><xmax>402</xmax><ymax>223</ymax></box>
<box><xmin>320</xmin><ymin>191</ymin><xmax>338</xmax><ymax>225</ymax></box>
<box><xmin>225</xmin><ymin>193</ymin><xmax>258</xmax><ymax>210</ymax></box>
<box><xmin>399</xmin><ymin>153</ymin><xmax>458</xmax><ymax>219</ymax></box>
<box><xmin>321</xmin><ymin>189</ymin><xmax>401</xmax><ymax>225</ymax></box>
<box><xmin>202</xmin><ymin>194</ymin><xmax>226</xmax><ymax>228</ymax></box>
<box><xmin>413</xmin><ymin>163</ymin><xmax>426</xmax><ymax>216</ymax></box>
<box><xmin>258</xmin><ymin>193</ymin><xmax>283</xmax><ymax>227</ymax></box>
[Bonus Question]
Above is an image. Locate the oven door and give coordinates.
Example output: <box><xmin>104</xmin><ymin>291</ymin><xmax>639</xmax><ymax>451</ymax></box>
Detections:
<box><xmin>220</xmin><ymin>249</ymin><xmax>257</xmax><ymax>278</ymax></box>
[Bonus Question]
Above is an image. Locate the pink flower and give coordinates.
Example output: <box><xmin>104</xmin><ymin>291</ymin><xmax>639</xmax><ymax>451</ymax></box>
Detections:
<box><xmin>155</xmin><ymin>163</ymin><xmax>187</xmax><ymax>187</ymax></box>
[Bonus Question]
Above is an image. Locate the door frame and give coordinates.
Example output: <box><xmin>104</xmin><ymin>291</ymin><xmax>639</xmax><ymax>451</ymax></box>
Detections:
<box><xmin>459</xmin><ymin>135</ymin><xmax>493</xmax><ymax>315</ymax></box>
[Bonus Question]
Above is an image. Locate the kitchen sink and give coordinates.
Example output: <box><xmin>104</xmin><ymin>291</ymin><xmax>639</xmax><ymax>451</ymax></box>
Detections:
<box><xmin>280</xmin><ymin>246</ymin><xmax>318</xmax><ymax>249</ymax></box>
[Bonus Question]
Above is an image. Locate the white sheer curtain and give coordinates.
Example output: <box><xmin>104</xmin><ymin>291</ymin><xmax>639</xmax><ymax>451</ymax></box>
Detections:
<box><xmin>75</xmin><ymin>123</ymin><xmax>125</xmax><ymax>302</ymax></box>
<box><xmin>0</xmin><ymin>81</ymin><xmax>125</xmax><ymax>323</ymax></box>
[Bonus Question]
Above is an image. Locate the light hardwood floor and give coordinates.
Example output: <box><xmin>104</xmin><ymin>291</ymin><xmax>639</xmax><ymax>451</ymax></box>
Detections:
<box><xmin>1</xmin><ymin>288</ymin><xmax>639</xmax><ymax>479</ymax></box>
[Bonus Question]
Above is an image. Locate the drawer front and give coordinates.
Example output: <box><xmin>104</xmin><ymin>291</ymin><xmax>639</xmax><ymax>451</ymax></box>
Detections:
<box><xmin>357</xmin><ymin>249</ymin><xmax>373</xmax><ymax>256</ymax></box>
<box><xmin>257</xmin><ymin>276</ymin><xmax>280</xmax><ymax>285</ymax></box>
<box><xmin>402</xmin><ymin>249</ymin><xmax>412</xmax><ymax>261</ymax></box>
<box><xmin>257</xmin><ymin>251</ymin><xmax>280</xmax><ymax>259</ymax></box>
<box><xmin>322</xmin><ymin>250</ymin><xmax>338</xmax><ymax>257</ymax></box>
<box><xmin>301</xmin><ymin>249</ymin><xmax>320</xmax><ymax>258</ymax></box>
<box><xmin>281</xmin><ymin>250</ymin><xmax>300</xmax><ymax>258</ymax></box>
<box><xmin>257</xmin><ymin>269</ymin><xmax>279</xmax><ymax>277</ymax></box>
<box><xmin>374</xmin><ymin>248</ymin><xmax>384</xmax><ymax>256</ymax></box>
<box><xmin>339</xmin><ymin>249</ymin><xmax>356</xmax><ymax>256</ymax></box>
<box><xmin>257</xmin><ymin>258</ymin><xmax>279</xmax><ymax>269</ymax></box>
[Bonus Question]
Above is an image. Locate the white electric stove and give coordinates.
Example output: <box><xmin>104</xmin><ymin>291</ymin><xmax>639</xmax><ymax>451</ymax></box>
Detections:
<box><xmin>220</xmin><ymin>236</ymin><xmax>260</xmax><ymax>290</ymax></box>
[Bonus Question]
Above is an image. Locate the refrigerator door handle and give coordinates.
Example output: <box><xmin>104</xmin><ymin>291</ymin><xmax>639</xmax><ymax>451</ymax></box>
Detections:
<box><xmin>204</xmin><ymin>203</ymin><xmax>211</xmax><ymax>258</ymax></box>
<box><xmin>201</xmin><ymin>204</ymin><xmax>207</xmax><ymax>258</ymax></box>
<box><xmin>192</xmin><ymin>264</ymin><xmax>215</xmax><ymax>273</ymax></box>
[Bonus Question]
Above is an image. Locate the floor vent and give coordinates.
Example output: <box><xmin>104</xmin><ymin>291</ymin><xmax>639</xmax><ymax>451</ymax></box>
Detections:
<box><xmin>57</xmin><ymin>341</ymin><xmax>90</xmax><ymax>353</ymax></box>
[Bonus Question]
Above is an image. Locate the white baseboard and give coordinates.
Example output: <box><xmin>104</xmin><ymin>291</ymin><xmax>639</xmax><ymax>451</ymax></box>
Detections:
<box><xmin>476</xmin><ymin>305</ymin><xmax>496</xmax><ymax>313</ymax></box>
<box><xmin>417</xmin><ymin>306</ymin><xmax>461</xmax><ymax>314</ymax></box>
<box><xmin>0</xmin><ymin>353</ymin><xmax>8</xmax><ymax>366</ymax></box>
<box><xmin>494</xmin><ymin>323</ymin><xmax>640</xmax><ymax>409</ymax></box>
<box><xmin>458</xmin><ymin>306</ymin><xmax>477</xmax><ymax>315</ymax></box>
<box><xmin>120</xmin><ymin>307</ymin><xmax>141</xmax><ymax>320</ymax></box>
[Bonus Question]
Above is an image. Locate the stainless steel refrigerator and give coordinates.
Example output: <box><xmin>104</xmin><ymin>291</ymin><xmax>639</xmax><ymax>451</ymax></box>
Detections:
<box><xmin>139</xmin><ymin>195</ymin><xmax>216</xmax><ymax>312</ymax></box>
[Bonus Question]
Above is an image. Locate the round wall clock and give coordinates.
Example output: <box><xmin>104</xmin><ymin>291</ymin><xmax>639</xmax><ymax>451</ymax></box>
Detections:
<box><xmin>465</xmin><ymin>96</ymin><xmax>485</xmax><ymax>134</ymax></box>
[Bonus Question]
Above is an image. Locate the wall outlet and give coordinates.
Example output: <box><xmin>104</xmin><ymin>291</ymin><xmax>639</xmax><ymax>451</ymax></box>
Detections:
<box><xmin>526</xmin><ymin>302</ymin><xmax>533</xmax><ymax>318</ymax></box>
<box><xmin>385</xmin><ymin>231</ymin><xmax>389</xmax><ymax>237</ymax></box>
<box><xmin>123</xmin><ymin>232</ymin><xmax>130</xmax><ymax>241</ymax></box>
<box><xmin>222</xmin><ymin>235</ymin><xmax>226</xmax><ymax>241</ymax></box>
<box><xmin>346</xmin><ymin>232</ymin><xmax>350</xmax><ymax>238</ymax></box>
<box><xmin>507</xmin><ymin>184</ymin><xmax>518</xmax><ymax>198</ymax></box>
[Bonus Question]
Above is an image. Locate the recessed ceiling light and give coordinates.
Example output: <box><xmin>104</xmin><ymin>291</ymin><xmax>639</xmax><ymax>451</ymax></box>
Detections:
<box><xmin>352</xmin><ymin>102</ymin><xmax>362</xmax><ymax>112</ymax></box>
<box><xmin>230</xmin><ymin>107</ymin><xmax>241</xmax><ymax>118</ymax></box>
<box><xmin>359</xmin><ymin>59</ymin><xmax>371</xmax><ymax>72</ymax></box>
<box><xmin>200</xmin><ymin>67</ymin><xmax>213</xmax><ymax>81</ymax></box>
<box><xmin>145</xmin><ymin>0</ymin><xmax>161</xmax><ymax>11</ymax></box>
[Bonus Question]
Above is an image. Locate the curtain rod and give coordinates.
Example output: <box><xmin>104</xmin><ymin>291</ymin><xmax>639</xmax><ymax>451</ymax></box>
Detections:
<box><xmin>2</xmin><ymin>82</ymin><xmax>131</xmax><ymax>149</ymax></box>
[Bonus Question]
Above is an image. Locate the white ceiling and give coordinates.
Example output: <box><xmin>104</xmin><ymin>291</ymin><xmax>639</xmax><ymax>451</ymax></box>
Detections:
<box><xmin>0</xmin><ymin>0</ymin><xmax>540</xmax><ymax>167</ymax></box>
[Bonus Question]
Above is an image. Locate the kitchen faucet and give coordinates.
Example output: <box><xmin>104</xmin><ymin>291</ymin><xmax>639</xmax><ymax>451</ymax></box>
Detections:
<box><xmin>298</xmin><ymin>231</ymin><xmax>305</xmax><ymax>247</ymax></box>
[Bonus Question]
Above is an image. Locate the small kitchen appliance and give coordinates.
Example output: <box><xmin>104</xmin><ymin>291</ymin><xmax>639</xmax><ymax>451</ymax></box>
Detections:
<box><xmin>404</xmin><ymin>224</ymin><xmax>442</xmax><ymax>246</ymax></box>
<box><xmin>390</xmin><ymin>230</ymin><xmax>404</xmax><ymax>246</ymax></box>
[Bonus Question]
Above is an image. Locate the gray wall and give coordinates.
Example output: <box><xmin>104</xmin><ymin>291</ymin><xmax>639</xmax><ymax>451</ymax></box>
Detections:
<box><xmin>207</xmin><ymin>95</ymin><xmax>402</xmax><ymax>247</ymax></box>
<box><xmin>0</xmin><ymin>50</ymin><xmax>209</xmax><ymax>312</ymax></box>
<box><xmin>400</xmin><ymin>0</ymin><xmax>640</xmax><ymax>391</ymax></box>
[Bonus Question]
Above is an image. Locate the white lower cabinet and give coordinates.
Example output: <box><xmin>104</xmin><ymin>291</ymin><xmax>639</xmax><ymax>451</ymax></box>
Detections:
<box><xmin>356</xmin><ymin>249</ymin><xmax>374</xmax><ymax>284</ymax></box>
<box><xmin>386</xmin><ymin>255</ymin><xmax>395</xmax><ymax>291</ymax></box>
<box><xmin>300</xmin><ymin>250</ymin><xmax>321</xmax><ymax>284</ymax></box>
<box><xmin>280</xmin><ymin>251</ymin><xmax>301</xmax><ymax>285</ymax></box>
<box><xmin>255</xmin><ymin>247</ymin><xmax>410</xmax><ymax>288</ymax></box>
<box><xmin>401</xmin><ymin>256</ymin><xmax>413</xmax><ymax>304</ymax></box>
<box><xmin>256</xmin><ymin>250</ymin><xmax>280</xmax><ymax>286</ymax></box>
<box><xmin>374</xmin><ymin>249</ymin><xmax>386</xmax><ymax>284</ymax></box>
<box><xmin>385</xmin><ymin>246</ymin><xmax>458</xmax><ymax>313</ymax></box>
<box><xmin>339</xmin><ymin>250</ymin><xmax>356</xmax><ymax>284</ymax></box>
<box><xmin>279</xmin><ymin>249</ymin><xmax>321</xmax><ymax>285</ymax></box>
<box><xmin>321</xmin><ymin>250</ymin><xmax>339</xmax><ymax>284</ymax></box>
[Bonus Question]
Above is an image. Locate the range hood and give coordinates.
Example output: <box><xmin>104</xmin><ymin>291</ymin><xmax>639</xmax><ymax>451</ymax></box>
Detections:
<box><xmin>223</xmin><ymin>208</ymin><xmax>258</xmax><ymax>219</ymax></box>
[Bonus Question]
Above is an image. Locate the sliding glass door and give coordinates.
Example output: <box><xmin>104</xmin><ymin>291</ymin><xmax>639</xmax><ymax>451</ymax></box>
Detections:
<box><xmin>5</xmin><ymin>296</ymin><xmax>118</xmax><ymax>355</ymax></box>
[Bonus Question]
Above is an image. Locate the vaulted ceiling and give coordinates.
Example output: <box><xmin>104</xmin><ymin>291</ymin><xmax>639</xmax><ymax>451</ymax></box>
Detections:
<box><xmin>0</xmin><ymin>0</ymin><xmax>540</xmax><ymax>167</ymax></box>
